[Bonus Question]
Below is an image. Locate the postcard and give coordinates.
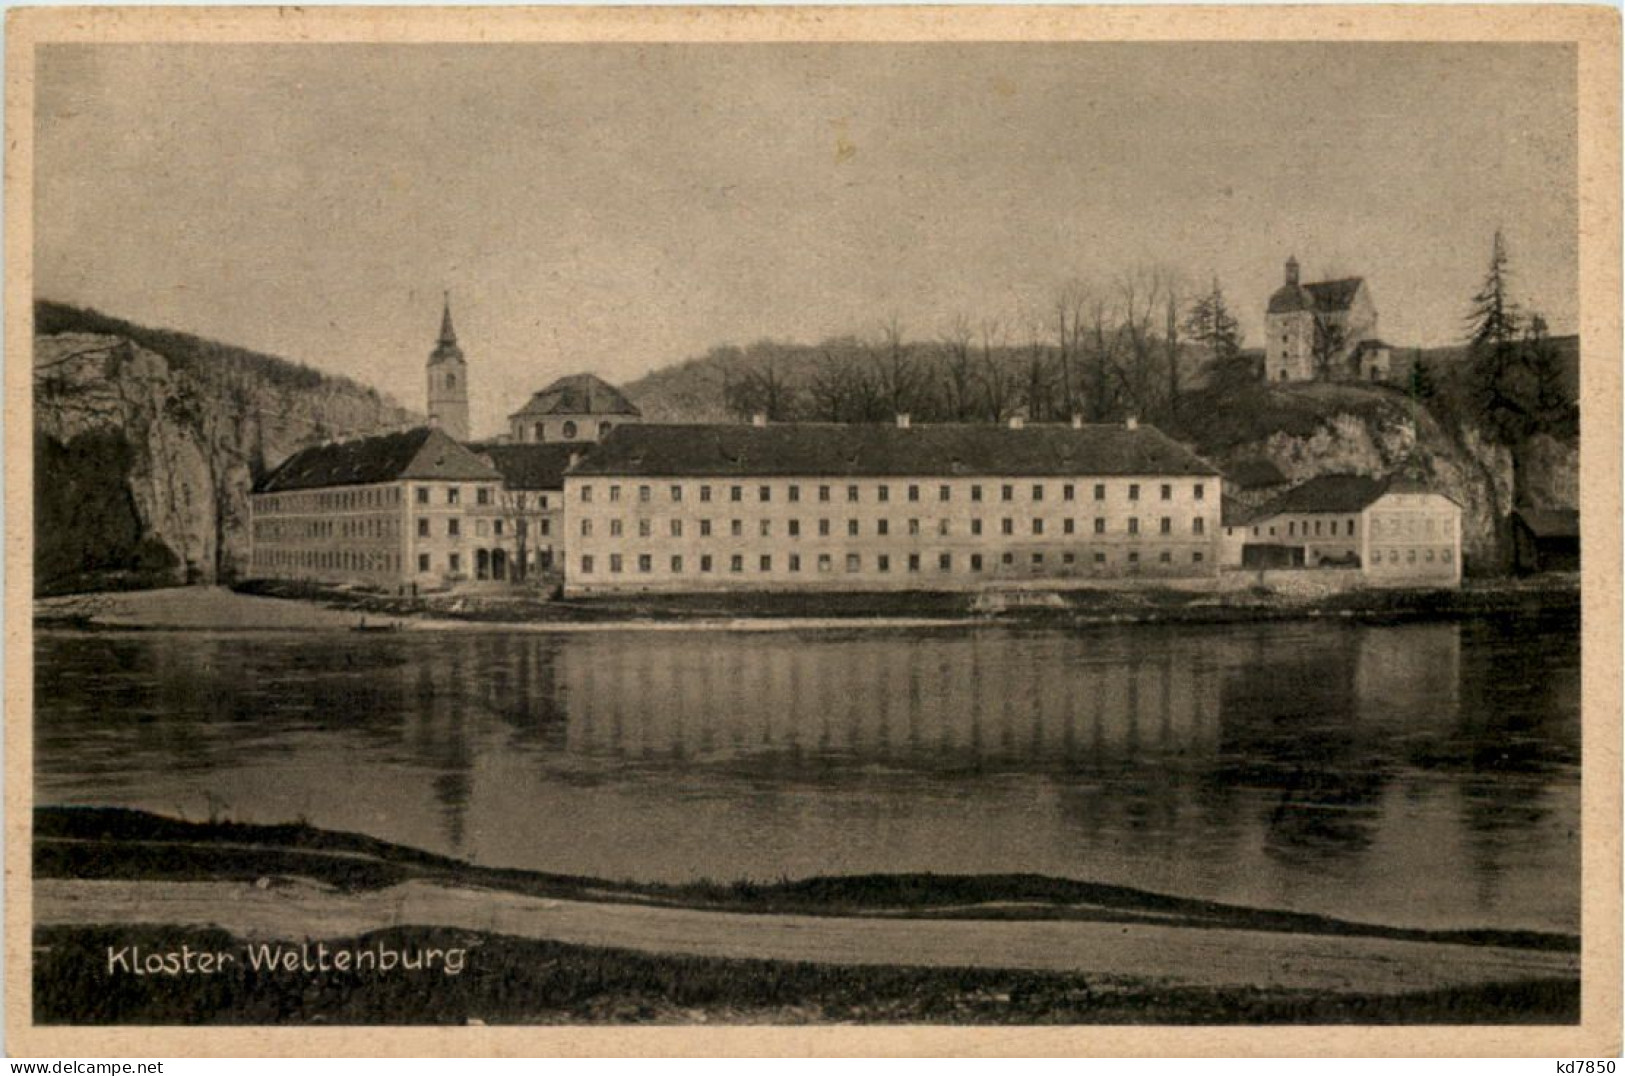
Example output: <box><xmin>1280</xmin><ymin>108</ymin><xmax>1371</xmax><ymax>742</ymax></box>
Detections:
<box><xmin>6</xmin><ymin>5</ymin><xmax>1619</xmax><ymax>1057</ymax></box>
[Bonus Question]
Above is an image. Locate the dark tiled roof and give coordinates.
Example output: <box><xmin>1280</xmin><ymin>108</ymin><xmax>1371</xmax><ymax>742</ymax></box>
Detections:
<box><xmin>1267</xmin><ymin>277</ymin><xmax>1365</xmax><ymax>315</ymax></box>
<box><xmin>1305</xmin><ymin>277</ymin><xmax>1364</xmax><ymax>311</ymax></box>
<box><xmin>470</xmin><ymin>442</ymin><xmax>587</xmax><ymax>491</ymax></box>
<box><xmin>1225</xmin><ymin>458</ymin><xmax>1288</xmax><ymax>490</ymax></box>
<box><xmin>254</xmin><ymin>427</ymin><xmax>499</xmax><ymax>493</ymax></box>
<box><xmin>1513</xmin><ymin>507</ymin><xmax>1579</xmax><ymax>539</ymax></box>
<box><xmin>1355</xmin><ymin>338</ymin><xmax>1393</xmax><ymax>351</ymax></box>
<box><xmin>1266</xmin><ymin>284</ymin><xmax>1317</xmax><ymax>315</ymax></box>
<box><xmin>570</xmin><ymin>422</ymin><xmax>1219</xmax><ymax>479</ymax></box>
<box><xmin>1254</xmin><ymin>474</ymin><xmax>1387</xmax><ymax>516</ymax></box>
<box><xmin>1254</xmin><ymin>473</ymin><xmax>1458</xmax><ymax>518</ymax></box>
<box><xmin>510</xmin><ymin>373</ymin><xmax>641</xmax><ymax>419</ymax></box>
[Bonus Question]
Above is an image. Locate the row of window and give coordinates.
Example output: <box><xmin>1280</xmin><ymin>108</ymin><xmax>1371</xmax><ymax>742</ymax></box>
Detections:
<box><xmin>580</xmin><ymin>515</ymin><xmax>1209</xmax><ymax>540</ymax></box>
<box><xmin>1370</xmin><ymin>515</ymin><xmax>1451</xmax><ymax>538</ymax></box>
<box><xmin>255</xmin><ymin>487</ymin><xmax>402</xmax><ymax>514</ymax></box>
<box><xmin>256</xmin><ymin>548</ymin><xmax>402</xmax><ymax>573</ymax></box>
<box><xmin>255</xmin><ymin>516</ymin><xmax>401</xmax><ymax>542</ymax></box>
<box><xmin>1252</xmin><ymin>518</ymin><xmax>1359</xmax><ymax>539</ymax></box>
<box><xmin>579</xmin><ymin>480</ymin><xmax>1206</xmax><ymax>506</ymax></box>
<box><xmin>413</xmin><ymin>485</ymin><xmax>498</xmax><ymax>507</ymax></box>
<box><xmin>415</xmin><ymin>517</ymin><xmax>543</xmax><ymax>539</ymax></box>
<box><xmin>1251</xmin><ymin>516</ymin><xmax>1456</xmax><ymax>540</ymax></box>
<box><xmin>1370</xmin><ymin>546</ymin><xmax>1455</xmax><ymax>567</ymax></box>
<box><xmin>580</xmin><ymin>548</ymin><xmax>1209</xmax><ymax>575</ymax></box>
<box><xmin>523</xmin><ymin>419</ymin><xmax>614</xmax><ymax>442</ymax></box>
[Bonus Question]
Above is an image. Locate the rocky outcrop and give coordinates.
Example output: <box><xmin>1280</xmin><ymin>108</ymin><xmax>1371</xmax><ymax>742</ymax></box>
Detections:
<box><xmin>1194</xmin><ymin>382</ymin><xmax>1573</xmax><ymax>569</ymax></box>
<box><xmin>34</xmin><ymin>325</ymin><xmax>417</xmax><ymax>593</ymax></box>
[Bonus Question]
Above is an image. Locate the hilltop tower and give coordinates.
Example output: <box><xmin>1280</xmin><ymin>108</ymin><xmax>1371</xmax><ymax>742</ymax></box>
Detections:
<box><xmin>1264</xmin><ymin>256</ymin><xmax>1386</xmax><ymax>383</ymax></box>
<box><xmin>426</xmin><ymin>292</ymin><xmax>470</xmax><ymax>441</ymax></box>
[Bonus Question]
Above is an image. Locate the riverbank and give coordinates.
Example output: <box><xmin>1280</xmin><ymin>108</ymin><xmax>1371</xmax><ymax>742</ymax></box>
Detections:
<box><xmin>32</xmin><ymin>807</ymin><xmax>1579</xmax><ymax>1025</ymax></box>
<box><xmin>33</xmin><ymin>574</ymin><xmax>1580</xmax><ymax>633</ymax></box>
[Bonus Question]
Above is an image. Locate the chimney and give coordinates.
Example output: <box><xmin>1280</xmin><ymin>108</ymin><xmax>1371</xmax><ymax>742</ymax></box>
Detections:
<box><xmin>1285</xmin><ymin>255</ymin><xmax>1300</xmax><ymax>287</ymax></box>
<box><xmin>1125</xmin><ymin>416</ymin><xmax>1139</xmax><ymax>430</ymax></box>
<box><xmin>427</xmin><ymin>413</ymin><xmax>441</xmax><ymax>430</ymax></box>
<box><xmin>567</xmin><ymin>451</ymin><xmax>582</xmax><ymax>470</ymax></box>
<box><xmin>1008</xmin><ymin>416</ymin><xmax>1025</xmax><ymax>430</ymax></box>
<box><xmin>751</xmin><ymin>413</ymin><xmax>768</xmax><ymax>427</ymax></box>
<box><xmin>896</xmin><ymin>413</ymin><xmax>911</xmax><ymax>429</ymax></box>
<box><xmin>1071</xmin><ymin>413</ymin><xmax>1084</xmax><ymax>429</ymax></box>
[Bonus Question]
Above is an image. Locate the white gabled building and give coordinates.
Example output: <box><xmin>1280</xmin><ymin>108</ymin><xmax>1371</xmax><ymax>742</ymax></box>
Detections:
<box><xmin>1238</xmin><ymin>474</ymin><xmax>1463</xmax><ymax>585</ymax></box>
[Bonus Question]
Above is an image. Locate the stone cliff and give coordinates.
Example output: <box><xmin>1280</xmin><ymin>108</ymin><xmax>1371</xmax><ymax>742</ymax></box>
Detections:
<box><xmin>1174</xmin><ymin>380</ymin><xmax>1578</xmax><ymax>569</ymax></box>
<box><xmin>34</xmin><ymin>305</ymin><xmax>417</xmax><ymax>594</ymax></box>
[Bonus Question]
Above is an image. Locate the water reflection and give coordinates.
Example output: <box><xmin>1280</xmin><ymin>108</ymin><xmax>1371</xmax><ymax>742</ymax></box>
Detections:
<box><xmin>34</xmin><ymin>614</ymin><xmax>1579</xmax><ymax>932</ymax></box>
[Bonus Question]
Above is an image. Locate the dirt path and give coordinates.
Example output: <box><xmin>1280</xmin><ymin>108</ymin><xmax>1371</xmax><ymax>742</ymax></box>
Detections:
<box><xmin>34</xmin><ymin>878</ymin><xmax>1576</xmax><ymax>995</ymax></box>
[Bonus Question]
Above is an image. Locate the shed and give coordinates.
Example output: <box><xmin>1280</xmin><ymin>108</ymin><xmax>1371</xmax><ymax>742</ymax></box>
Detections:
<box><xmin>1511</xmin><ymin>508</ymin><xmax>1579</xmax><ymax>573</ymax></box>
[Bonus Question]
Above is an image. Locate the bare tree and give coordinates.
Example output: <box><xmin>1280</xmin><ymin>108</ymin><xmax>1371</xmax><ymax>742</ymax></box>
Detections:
<box><xmin>1162</xmin><ymin>276</ymin><xmax>1188</xmax><ymax>419</ymax></box>
<box><xmin>724</xmin><ymin>342</ymin><xmax>799</xmax><ymax>421</ymax></box>
<box><xmin>939</xmin><ymin>314</ymin><xmax>978</xmax><ymax>421</ymax></box>
<box><xmin>978</xmin><ymin>318</ymin><xmax>1013</xmax><ymax>422</ymax></box>
<box><xmin>870</xmin><ymin>316</ymin><xmax>926</xmax><ymax>419</ymax></box>
<box><xmin>1082</xmin><ymin>293</ymin><xmax>1121</xmax><ymax>421</ymax></box>
<box><xmin>1020</xmin><ymin>315</ymin><xmax>1055</xmax><ymax>422</ymax></box>
<box><xmin>1053</xmin><ymin>282</ymin><xmax>1090</xmax><ymax>419</ymax></box>
<box><xmin>1114</xmin><ymin>267</ymin><xmax>1166</xmax><ymax>416</ymax></box>
<box><xmin>809</xmin><ymin>345</ymin><xmax>861</xmax><ymax>422</ymax></box>
<box><xmin>1312</xmin><ymin>312</ymin><xmax>1349</xmax><ymax>380</ymax></box>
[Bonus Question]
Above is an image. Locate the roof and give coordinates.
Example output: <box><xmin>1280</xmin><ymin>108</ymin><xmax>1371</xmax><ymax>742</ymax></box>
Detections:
<box><xmin>569</xmin><ymin>422</ymin><xmax>1220</xmax><ymax>480</ymax></box>
<box><xmin>469</xmin><ymin>442</ymin><xmax>586</xmax><ymax>491</ymax></box>
<box><xmin>1255</xmin><ymin>474</ymin><xmax>1387</xmax><ymax>516</ymax></box>
<box><xmin>1513</xmin><ymin>507</ymin><xmax>1579</xmax><ymax>539</ymax></box>
<box><xmin>254</xmin><ymin>427</ymin><xmax>499</xmax><ymax>493</ymax></box>
<box><xmin>1267</xmin><ymin>276</ymin><xmax>1365</xmax><ymax>316</ymax></box>
<box><xmin>1266</xmin><ymin>284</ymin><xmax>1317</xmax><ymax>315</ymax></box>
<box><xmin>1304</xmin><ymin>278</ymin><xmax>1364</xmax><ymax>312</ymax></box>
<box><xmin>510</xmin><ymin>374</ymin><xmax>641</xmax><ymax>419</ymax></box>
<box><xmin>1354</xmin><ymin>338</ymin><xmax>1393</xmax><ymax>352</ymax></box>
<box><xmin>1253</xmin><ymin>473</ymin><xmax>1459</xmax><ymax>518</ymax></box>
<box><xmin>1225</xmin><ymin>458</ymin><xmax>1288</xmax><ymax>490</ymax></box>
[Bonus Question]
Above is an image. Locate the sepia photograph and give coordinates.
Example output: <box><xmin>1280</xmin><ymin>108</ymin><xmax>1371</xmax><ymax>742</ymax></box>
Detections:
<box><xmin>6</xmin><ymin>5</ymin><xmax>1619</xmax><ymax>1057</ymax></box>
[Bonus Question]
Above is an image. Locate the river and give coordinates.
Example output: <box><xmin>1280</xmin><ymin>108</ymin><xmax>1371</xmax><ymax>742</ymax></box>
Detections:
<box><xmin>34</xmin><ymin>613</ymin><xmax>1580</xmax><ymax>933</ymax></box>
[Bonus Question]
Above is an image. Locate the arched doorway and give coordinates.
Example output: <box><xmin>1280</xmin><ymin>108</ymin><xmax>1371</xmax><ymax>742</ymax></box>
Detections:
<box><xmin>492</xmin><ymin>548</ymin><xmax>508</xmax><ymax>581</ymax></box>
<box><xmin>475</xmin><ymin>548</ymin><xmax>490</xmax><ymax>580</ymax></box>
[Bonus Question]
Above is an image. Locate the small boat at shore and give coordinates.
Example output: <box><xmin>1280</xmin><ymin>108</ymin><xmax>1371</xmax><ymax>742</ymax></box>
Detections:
<box><xmin>351</xmin><ymin>617</ymin><xmax>402</xmax><ymax>633</ymax></box>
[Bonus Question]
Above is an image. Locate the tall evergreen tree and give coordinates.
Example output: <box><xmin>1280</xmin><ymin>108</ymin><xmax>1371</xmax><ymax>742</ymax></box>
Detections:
<box><xmin>1466</xmin><ymin>231</ymin><xmax>1576</xmax><ymax>510</ymax></box>
<box><xmin>1184</xmin><ymin>278</ymin><xmax>1251</xmax><ymax>391</ymax></box>
<box><xmin>1183</xmin><ymin>278</ymin><xmax>1242</xmax><ymax>360</ymax></box>
<box><xmin>1467</xmin><ymin>230</ymin><xmax>1521</xmax><ymax>357</ymax></box>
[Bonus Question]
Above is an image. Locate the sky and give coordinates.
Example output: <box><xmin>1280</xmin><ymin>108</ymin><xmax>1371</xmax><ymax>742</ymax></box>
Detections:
<box><xmin>36</xmin><ymin>42</ymin><xmax>1578</xmax><ymax>439</ymax></box>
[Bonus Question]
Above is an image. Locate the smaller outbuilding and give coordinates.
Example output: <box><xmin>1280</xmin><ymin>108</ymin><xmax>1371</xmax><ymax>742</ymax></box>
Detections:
<box><xmin>1242</xmin><ymin>473</ymin><xmax>1462</xmax><ymax>586</ymax></box>
<box><xmin>1511</xmin><ymin>507</ymin><xmax>1580</xmax><ymax>574</ymax></box>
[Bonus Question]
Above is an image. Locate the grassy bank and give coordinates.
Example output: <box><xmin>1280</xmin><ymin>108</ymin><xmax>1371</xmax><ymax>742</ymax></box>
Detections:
<box><xmin>35</xmin><ymin>807</ymin><xmax>1577</xmax><ymax>954</ymax></box>
<box><xmin>32</xmin><ymin>922</ymin><xmax>1578</xmax><ymax>1025</ymax></box>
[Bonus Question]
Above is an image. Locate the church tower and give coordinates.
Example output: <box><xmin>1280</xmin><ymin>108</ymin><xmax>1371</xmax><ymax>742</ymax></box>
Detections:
<box><xmin>426</xmin><ymin>292</ymin><xmax>470</xmax><ymax>441</ymax></box>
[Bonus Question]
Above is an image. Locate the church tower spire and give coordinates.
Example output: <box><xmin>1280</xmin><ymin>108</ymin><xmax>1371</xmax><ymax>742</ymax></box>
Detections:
<box><xmin>426</xmin><ymin>291</ymin><xmax>470</xmax><ymax>441</ymax></box>
<box><xmin>438</xmin><ymin>291</ymin><xmax>459</xmax><ymax>348</ymax></box>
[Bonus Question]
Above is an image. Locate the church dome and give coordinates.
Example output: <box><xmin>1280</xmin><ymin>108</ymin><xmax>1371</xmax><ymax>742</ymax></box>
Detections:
<box><xmin>1267</xmin><ymin>284</ymin><xmax>1316</xmax><ymax>315</ymax></box>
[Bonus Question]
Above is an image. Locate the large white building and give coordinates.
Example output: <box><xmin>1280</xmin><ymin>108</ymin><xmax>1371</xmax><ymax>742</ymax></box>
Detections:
<box><xmin>562</xmin><ymin>418</ymin><xmax>1223</xmax><ymax>594</ymax></box>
